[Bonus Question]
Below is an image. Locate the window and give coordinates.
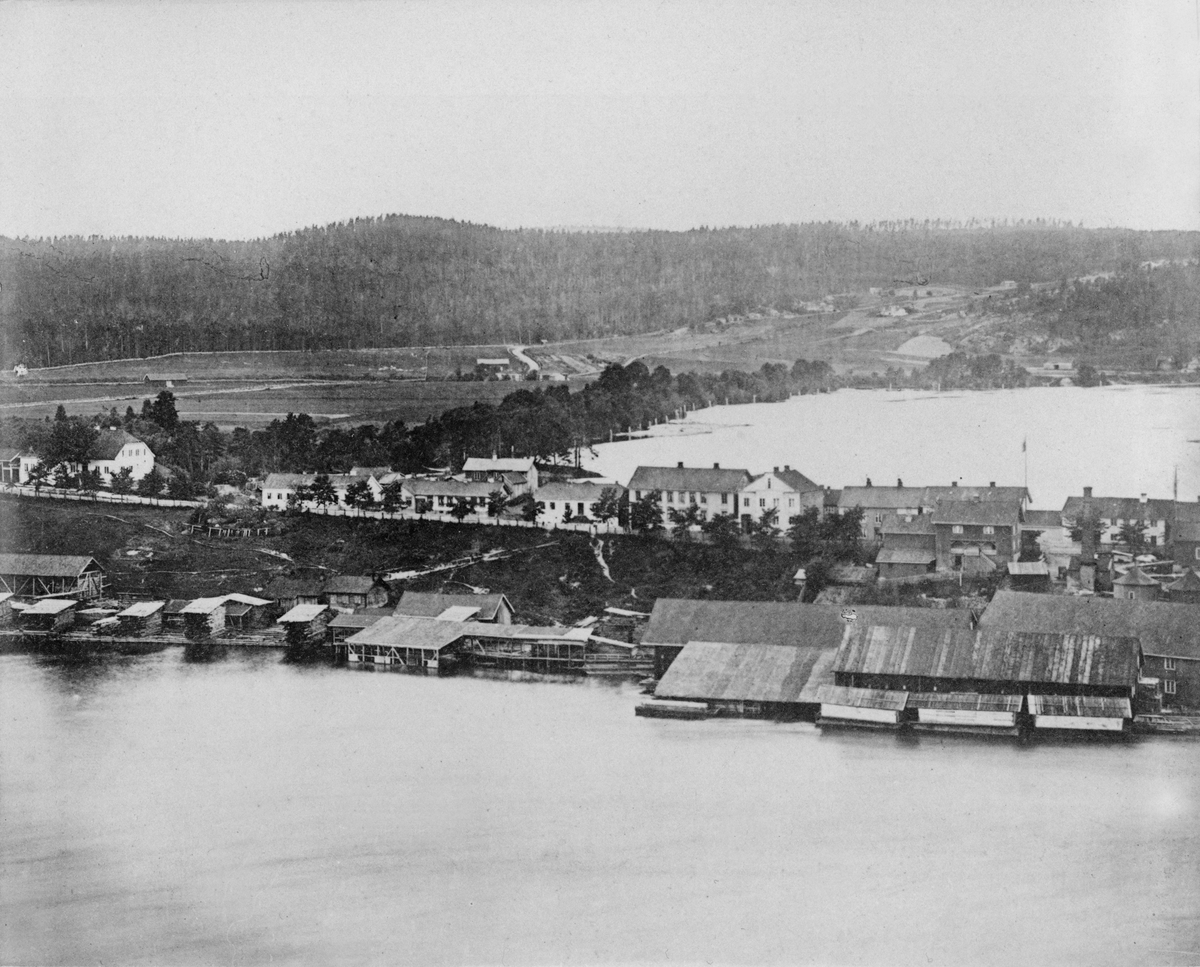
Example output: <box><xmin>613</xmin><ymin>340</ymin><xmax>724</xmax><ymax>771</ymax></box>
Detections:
<box><xmin>1164</xmin><ymin>658</ymin><xmax>1176</xmax><ymax>671</ymax></box>
<box><xmin>952</xmin><ymin>525</ymin><xmax>963</xmax><ymax>534</ymax></box>
<box><xmin>789</xmin><ymin>498</ymin><xmax>795</xmax><ymax>507</ymax></box>
<box><xmin>1196</xmin><ymin>547</ymin><xmax>1200</xmax><ymax>561</ymax></box>
<box><xmin>1149</xmin><ymin>536</ymin><xmax>1157</xmax><ymax>547</ymax></box>
<box><xmin>759</xmin><ymin>498</ymin><xmax>766</xmax><ymax>508</ymax></box>
<box><xmin>875</xmin><ymin>513</ymin><xmax>882</xmax><ymax>523</ymax></box>
<box><xmin>983</xmin><ymin>526</ymin><xmax>994</xmax><ymax>535</ymax></box>
<box><xmin>743</xmin><ymin>497</ymin><xmax>749</xmax><ymax>507</ymax></box>
<box><xmin>549</xmin><ymin>502</ymin><xmax>556</xmax><ymax>510</ymax></box>
<box><xmin>720</xmin><ymin>493</ymin><xmax>728</xmax><ymax>504</ymax></box>
<box><xmin>635</xmin><ymin>491</ymin><xmax>642</xmax><ymax>500</ymax></box>
<box><xmin>689</xmin><ymin>493</ymin><xmax>697</xmax><ymax>504</ymax></box>
<box><xmin>667</xmin><ymin>491</ymin><xmax>675</xmax><ymax>503</ymax></box>
<box><xmin>700</xmin><ymin>494</ymin><xmax>707</xmax><ymax>504</ymax></box>
<box><xmin>1165</xmin><ymin>679</ymin><xmax>1177</xmax><ymax>695</ymax></box>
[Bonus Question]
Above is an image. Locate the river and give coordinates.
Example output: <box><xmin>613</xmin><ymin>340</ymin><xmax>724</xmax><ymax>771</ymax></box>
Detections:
<box><xmin>583</xmin><ymin>385</ymin><xmax>1200</xmax><ymax>509</ymax></box>
<box><xmin>3</xmin><ymin>649</ymin><xmax>1199</xmax><ymax>966</ymax></box>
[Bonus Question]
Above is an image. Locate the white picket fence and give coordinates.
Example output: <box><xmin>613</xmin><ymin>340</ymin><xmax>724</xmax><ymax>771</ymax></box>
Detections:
<box><xmin>294</xmin><ymin>501</ymin><xmax>632</xmax><ymax>535</ymax></box>
<box><xmin>0</xmin><ymin>483</ymin><xmax>204</xmax><ymax>509</ymax></box>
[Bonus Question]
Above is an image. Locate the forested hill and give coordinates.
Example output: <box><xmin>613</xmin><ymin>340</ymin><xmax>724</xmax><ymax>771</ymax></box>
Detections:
<box><xmin>1</xmin><ymin>216</ymin><xmax>1196</xmax><ymax>368</ymax></box>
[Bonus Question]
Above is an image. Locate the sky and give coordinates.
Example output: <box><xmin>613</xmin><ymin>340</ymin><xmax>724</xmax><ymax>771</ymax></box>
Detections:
<box><xmin>1</xmin><ymin>0</ymin><xmax>1197</xmax><ymax>239</ymax></box>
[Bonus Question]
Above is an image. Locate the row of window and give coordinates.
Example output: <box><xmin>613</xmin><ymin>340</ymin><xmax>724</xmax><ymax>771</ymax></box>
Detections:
<box><xmin>951</xmin><ymin>525</ymin><xmax>997</xmax><ymax>534</ymax></box>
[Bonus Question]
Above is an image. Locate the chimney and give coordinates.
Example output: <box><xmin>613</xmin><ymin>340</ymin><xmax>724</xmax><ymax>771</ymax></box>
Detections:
<box><xmin>773</xmin><ymin>466</ymin><xmax>779</xmax><ymax>473</ymax></box>
<box><xmin>989</xmin><ymin>481</ymin><xmax>996</xmax><ymax>488</ymax></box>
<box><xmin>897</xmin><ymin>478</ymin><xmax>903</xmax><ymax>488</ymax></box>
<box><xmin>677</xmin><ymin>462</ymin><xmax>684</xmax><ymax>469</ymax></box>
<box><xmin>713</xmin><ymin>463</ymin><xmax>720</xmax><ymax>470</ymax></box>
<box><xmin>1081</xmin><ymin>486</ymin><xmax>1097</xmax><ymax>573</ymax></box>
<box><xmin>784</xmin><ymin>465</ymin><xmax>790</xmax><ymax>472</ymax></box>
<box><xmin>951</xmin><ymin>481</ymin><xmax>958</xmax><ymax>488</ymax></box>
<box><xmin>1140</xmin><ymin>493</ymin><xmax>1147</xmax><ymax>504</ymax></box>
<box><xmin>1083</xmin><ymin>486</ymin><xmax>1092</xmax><ymax>498</ymax></box>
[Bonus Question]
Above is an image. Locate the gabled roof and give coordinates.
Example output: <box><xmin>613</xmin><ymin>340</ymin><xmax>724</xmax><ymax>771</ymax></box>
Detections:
<box><xmin>263</xmin><ymin>473</ymin><xmax>313</xmax><ymax>490</ymax></box>
<box><xmin>395</xmin><ymin>592</ymin><xmax>512</xmax><ymax>622</ymax></box>
<box><xmin>833</xmin><ymin>624</ymin><xmax>1140</xmax><ymax>688</ymax></box>
<box><xmin>1022</xmin><ymin>510</ymin><xmax>1064</xmax><ymax>528</ymax></box>
<box><xmin>93</xmin><ymin>429</ymin><xmax>145</xmax><ymax>461</ymax></box>
<box><xmin>116</xmin><ymin>601</ymin><xmax>165</xmax><ymax>618</ymax></box>
<box><xmin>344</xmin><ymin>614</ymin><xmax>471</xmax><ymax>651</ymax></box>
<box><xmin>220</xmin><ymin>593</ymin><xmax>271</xmax><ymax>606</ymax></box>
<box><xmin>263</xmin><ymin>575</ymin><xmax>326</xmax><ymax>599</ymax></box>
<box><xmin>879</xmin><ymin>513</ymin><xmax>935</xmax><ymax>535</ymax></box>
<box><xmin>627</xmin><ymin>465</ymin><xmax>751</xmax><ymax>494</ymax></box>
<box><xmin>655</xmin><ymin>641</ymin><xmax>830</xmax><ymax>704</ymax></box>
<box><xmin>180</xmin><ymin>597</ymin><xmax>226</xmax><ymax>615</ymax></box>
<box><xmin>1061</xmin><ymin>495</ymin><xmax>1177</xmax><ymax>522</ymax></box>
<box><xmin>1174</xmin><ymin>521</ymin><xmax>1200</xmax><ymax>542</ymax></box>
<box><xmin>838</xmin><ymin>486</ymin><xmax>928</xmax><ymax>510</ymax></box>
<box><xmin>931</xmin><ymin>499</ymin><xmax>1022</xmax><ymax>526</ymax></box>
<box><xmin>642</xmin><ymin>599</ymin><xmax>973</xmax><ymax>649</ymax></box>
<box><xmin>823</xmin><ymin>488</ymin><xmax>842</xmax><ymax>507</ymax></box>
<box><xmin>0</xmin><ymin>554</ymin><xmax>103</xmax><ymax>577</ymax></box>
<box><xmin>979</xmin><ymin>589</ymin><xmax>1200</xmax><ymax>660</ymax></box>
<box><xmin>922</xmin><ymin>485</ymin><xmax>1029</xmax><ymax>504</ymax></box>
<box><xmin>22</xmin><ymin>598</ymin><xmax>78</xmax><ymax>615</ymax></box>
<box><xmin>1027</xmin><ymin>695</ymin><xmax>1131</xmax><ymax>718</ymax></box>
<box><xmin>537</xmin><ymin>481</ymin><xmax>622</xmax><ymax>503</ymax></box>
<box><xmin>321</xmin><ymin>575</ymin><xmax>384</xmax><ymax>595</ymax></box>
<box><xmin>404</xmin><ymin>478</ymin><xmax>495</xmax><ymax>498</ymax></box>
<box><xmin>278</xmin><ymin>603</ymin><xmax>329</xmax><ymax>623</ymax></box>
<box><xmin>463</xmin><ymin>457</ymin><xmax>535</xmax><ymax>473</ymax></box>
<box><xmin>745</xmin><ymin>469</ymin><xmax>821</xmax><ymax>493</ymax></box>
<box><xmin>327</xmin><ymin>609</ymin><xmax>392</xmax><ymax>629</ymax></box>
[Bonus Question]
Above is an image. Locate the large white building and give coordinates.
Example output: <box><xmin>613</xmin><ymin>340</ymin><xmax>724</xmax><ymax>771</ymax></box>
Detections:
<box><xmin>736</xmin><ymin>466</ymin><xmax>824</xmax><ymax>530</ymax></box>
<box><xmin>3</xmin><ymin>429</ymin><xmax>155</xmax><ymax>484</ymax></box>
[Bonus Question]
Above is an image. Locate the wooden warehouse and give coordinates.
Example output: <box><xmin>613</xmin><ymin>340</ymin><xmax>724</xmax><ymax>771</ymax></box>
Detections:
<box><xmin>115</xmin><ymin>600</ymin><xmax>165</xmax><ymax>636</ymax></box>
<box><xmin>653</xmin><ymin>640</ymin><xmax>834</xmax><ymax>718</ymax></box>
<box><xmin>220</xmin><ymin>594</ymin><xmax>273</xmax><ymax>630</ymax></box>
<box><xmin>0</xmin><ymin>554</ymin><xmax>106</xmax><ymax>600</ymax></box>
<box><xmin>277</xmin><ymin>603</ymin><xmax>331</xmax><ymax>647</ymax></box>
<box><xmin>394</xmin><ymin>592</ymin><xmax>515</xmax><ymax>625</ymax></box>
<box><xmin>180</xmin><ymin>597</ymin><xmax>227</xmax><ymax>639</ymax></box>
<box><xmin>17</xmin><ymin>598</ymin><xmax>79</xmax><ymax>633</ymax></box>
<box><xmin>321</xmin><ymin>575</ymin><xmax>389</xmax><ymax>611</ymax></box>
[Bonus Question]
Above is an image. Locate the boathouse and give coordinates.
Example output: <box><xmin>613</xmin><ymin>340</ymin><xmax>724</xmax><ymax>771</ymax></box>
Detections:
<box><xmin>816</xmin><ymin>684</ymin><xmax>908</xmax><ymax>728</ymax></box>
<box><xmin>1026</xmin><ymin>694</ymin><xmax>1131</xmax><ymax>732</ymax></box>
<box><xmin>642</xmin><ymin>599</ymin><xmax>975</xmax><ymax>678</ymax></box>
<box><xmin>18</xmin><ymin>598</ymin><xmax>79</xmax><ymax>633</ymax></box>
<box><xmin>342</xmin><ymin>615</ymin><xmax>468</xmax><ymax>671</ymax></box>
<box><xmin>180</xmin><ymin>597</ymin><xmax>227</xmax><ymax>639</ymax></box>
<box><xmin>979</xmin><ymin>590</ymin><xmax>1200</xmax><ymax>711</ymax></box>
<box><xmin>115</xmin><ymin>600</ymin><xmax>164</xmax><ymax>636</ymax></box>
<box><xmin>277</xmin><ymin>603</ymin><xmax>331</xmax><ymax>647</ymax></box>
<box><xmin>394</xmin><ymin>591</ymin><xmax>515</xmax><ymax>624</ymax></box>
<box><xmin>0</xmin><ymin>554</ymin><xmax>106</xmax><ymax>600</ymax></box>
<box><xmin>653</xmin><ymin>640</ymin><xmax>833</xmax><ymax>718</ymax></box>
<box><xmin>326</xmin><ymin>608</ymin><xmax>392</xmax><ymax>643</ymax></box>
<box><xmin>907</xmin><ymin>692</ymin><xmax>1024</xmax><ymax>734</ymax></box>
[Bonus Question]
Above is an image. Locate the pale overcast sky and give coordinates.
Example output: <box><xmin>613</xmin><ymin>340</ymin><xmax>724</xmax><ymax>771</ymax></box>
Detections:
<box><xmin>1</xmin><ymin>0</ymin><xmax>1197</xmax><ymax>239</ymax></box>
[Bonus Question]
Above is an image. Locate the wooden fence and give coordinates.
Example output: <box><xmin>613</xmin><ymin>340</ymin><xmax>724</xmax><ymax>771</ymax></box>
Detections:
<box><xmin>0</xmin><ymin>483</ymin><xmax>204</xmax><ymax>508</ymax></box>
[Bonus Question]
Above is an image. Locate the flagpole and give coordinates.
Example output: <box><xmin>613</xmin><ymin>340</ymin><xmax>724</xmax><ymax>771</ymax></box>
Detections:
<box><xmin>1023</xmin><ymin>436</ymin><xmax>1028</xmax><ymax>497</ymax></box>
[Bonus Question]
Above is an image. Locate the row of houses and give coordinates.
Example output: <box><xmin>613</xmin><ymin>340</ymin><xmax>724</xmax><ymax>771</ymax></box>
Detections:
<box><xmin>639</xmin><ymin>590</ymin><xmax>1200</xmax><ymax>726</ymax></box>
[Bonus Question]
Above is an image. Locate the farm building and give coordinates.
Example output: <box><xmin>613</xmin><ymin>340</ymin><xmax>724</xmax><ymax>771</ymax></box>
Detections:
<box><xmin>326</xmin><ymin>609</ymin><xmax>392</xmax><ymax>643</ymax></box>
<box><xmin>221</xmin><ymin>593</ymin><xmax>273</xmax><ymax>630</ymax></box>
<box><xmin>144</xmin><ymin>373</ymin><xmax>190</xmax><ymax>386</ymax></box>
<box><xmin>263</xmin><ymin>575</ymin><xmax>325</xmax><ymax>613</ymax></box>
<box><xmin>394</xmin><ymin>592</ymin><xmax>514</xmax><ymax>624</ymax></box>
<box><xmin>180</xmin><ymin>597</ymin><xmax>227</xmax><ymax>639</ymax></box>
<box><xmin>321</xmin><ymin>576</ymin><xmax>389</xmax><ymax>611</ymax></box>
<box><xmin>17</xmin><ymin>598</ymin><xmax>79</xmax><ymax>633</ymax></box>
<box><xmin>115</xmin><ymin>600</ymin><xmax>165</xmax><ymax>636</ymax></box>
<box><xmin>277</xmin><ymin>603</ymin><xmax>331</xmax><ymax>647</ymax></box>
<box><xmin>0</xmin><ymin>554</ymin><xmax>106</xmax><ymax>600</ymax></box>
<box><xmin>641</xmin><ymin>598</ymin><xmax>975</xmax><ymax>678</ymax></box>
<box><xmin>979</xmin><ymin>590</ymin><xmax>1200</xmax><ymax>711</ymax></box>
<box><xmin>653</xmin><ymin>640</ymin><xmax>834</xmax><ymax>718</ymax></box>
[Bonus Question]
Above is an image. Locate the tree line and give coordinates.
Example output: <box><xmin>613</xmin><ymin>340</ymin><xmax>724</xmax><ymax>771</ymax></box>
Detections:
<box><xmin>3</xmin><ymin>218</ymin><xmax>1195</xmax><ymax>368</ymax></box>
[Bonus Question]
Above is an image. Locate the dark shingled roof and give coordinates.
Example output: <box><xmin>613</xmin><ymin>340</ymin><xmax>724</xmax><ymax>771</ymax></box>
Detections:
<box><xmin>752</xmin><ymin>468</ymin><xmax>821</xmax><ymax>493</ymax></box>
<box><xmin>876</xmin><ymin>548</ymin><xmax>936</xmax><ymax>565</ymax></box>
<box><xmin>979</xmin><ymin>589</ymin><xmax>1200</xmax><ymax>660</ymax></box>
<box><xmin>1062</xmin><ymin>495</ymin><xmax>1176</xmax><ymax>522</ymax></box>
<box><xmin>1022</xmin><ymin>510</ymin><xmax>1064</xmax><ymax>528</ymax></box>
<box><xmin>643</xmin><ymin>599</ymin><xmax>972</xmax><ymax>650</ymax></box>
<box><xmin>1165</xmin><ymin>569</ymin><xmax>1200</xmax><ymax>593</ymax></box>
<box><xmin>263</xmin><ymin>575</ymin><xmax>325</xmax><ymax>599</ymax></box>
<box><xmin>931</xmin><ymin>499</ymin><xmax>1022</xmax><ymax>526</ymax></box>
<box><xmin>92</xmin><ymin>429</ymin><xmax>146</xmax><ymax>461</ymax></box>
<box><xmin>322</xmin><ymin>575</ymin><xmax>384</xmax><ymax>595</ymax></box>
<box><xmin>833</xmin><ymin>623</ymin><xmax>1141</xmax><ymax>688</ymax></box>
<box><xmin>395</xmin><ymin>592</ymin><xmax>512</xmax><ymax>622</ymax></box>
<box><xmin>1112</xmin><ymin>566</ymin><xmax>1160</xmax><ymax>587</ymax></box>
<box><xmin>879</xmin><ymin>513</ymin><xmax>935</xmax><ymax>535</ymax></box>
<box><xmin>627</xmin><ymin>465</ymin><xmax>751</xmax><ymax>494</ymax></box>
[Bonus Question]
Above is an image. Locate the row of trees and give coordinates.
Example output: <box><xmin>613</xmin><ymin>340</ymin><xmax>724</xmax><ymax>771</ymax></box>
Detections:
<box><xmin>3</xmin><ymin>219</ymin><xmax>1194</xmax><ymax>367</ymax></box>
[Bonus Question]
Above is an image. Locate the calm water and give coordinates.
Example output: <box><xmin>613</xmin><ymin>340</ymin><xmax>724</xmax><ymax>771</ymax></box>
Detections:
<box><xmin>585</xmin><ymin>385</ymin><xmax>1200</xmax><ymax>509</ymax></box>
<box><xmin>3</xmin><ymin>650</ymin><xmax>1199</xmax><ymax>966</ymax></box>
